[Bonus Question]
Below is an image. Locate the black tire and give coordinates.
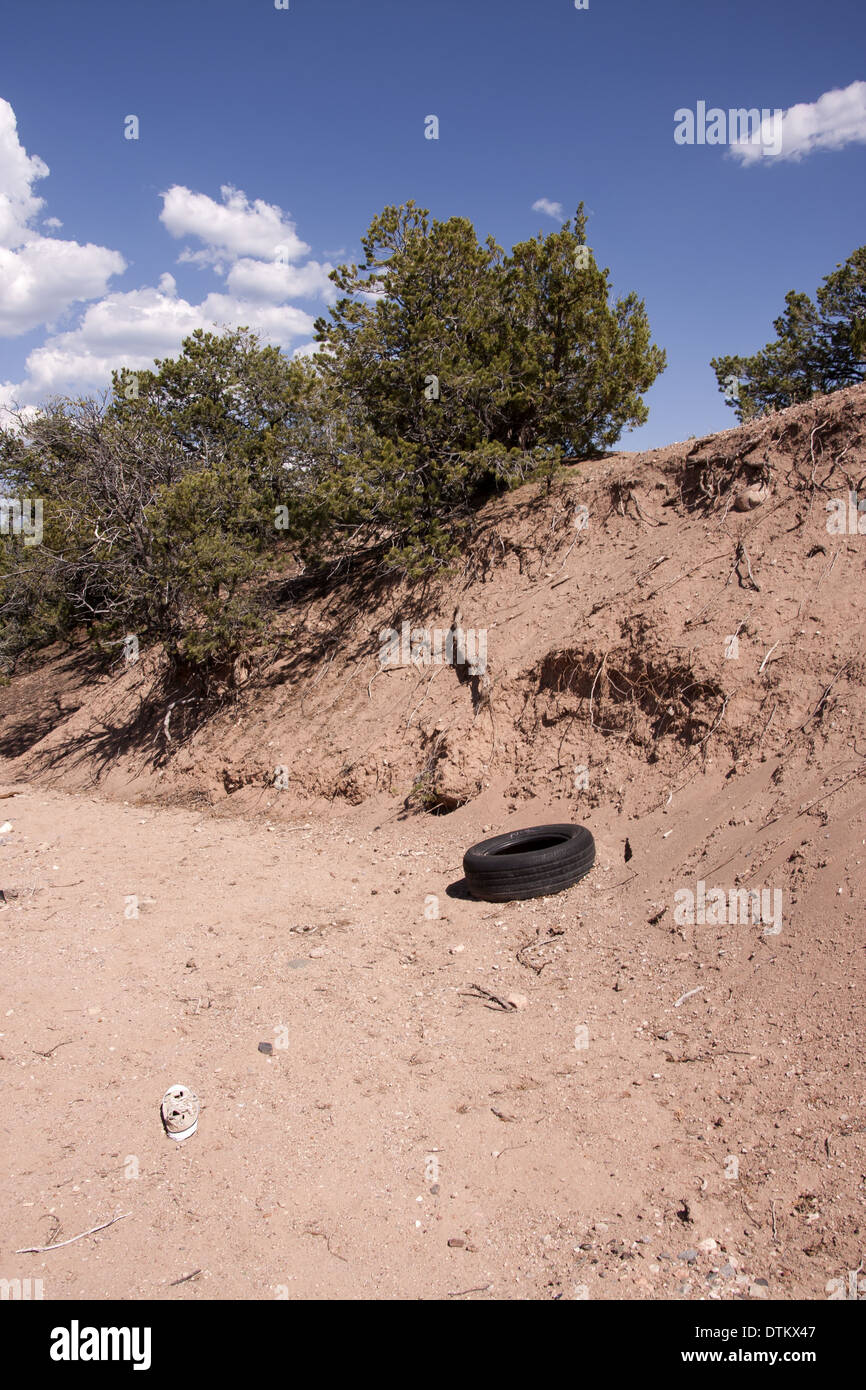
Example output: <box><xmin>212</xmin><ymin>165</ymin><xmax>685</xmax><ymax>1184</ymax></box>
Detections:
<box><xmin>462</xmin><ymin>823</ymin><xmax>595</xmax><ymax>902</ymax></box>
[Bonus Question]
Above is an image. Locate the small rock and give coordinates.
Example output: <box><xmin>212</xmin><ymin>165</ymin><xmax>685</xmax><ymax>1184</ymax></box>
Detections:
<box><xmin>308</xmin><ymin>947</ymin><xmax>326</xmax><ymax>958</ymax></box>
<box><xmin>679</xmin><ymin>1249</ymin><xmax>698</xmax><ymax>1264</ymax></box>
<box><xmin>698</xmin><ymin>1238</ymin><xmax>717</xmax><ymax>1253</ymax></box>
<box><xmin>507</xmin><ymin>992</ymin><xmax>529</xmax><ymax>1010</ymax></box>
<box><xmin>447</xmin><ymin>1238</ymin><xmax>465</xmax><ymax>1248</ymax></box>
<box><xmin>449</xmin><ymin>944</ymin><xmax>465</xmax><ymax>954</ymax></box>
<box><xmin>721</xmin><ymin>1264</ymin><xmax>736</xmax><ymax>1280</ymax></box>
<box><xmin>258</xmin><ymin>1041</ymin><xmax>273</xmax><ymax>1055</ymax></box>
<box><xmin>749</xmin><ymin>1282</ymin><xmax>769</xmax><ymax>1298</ymax></box>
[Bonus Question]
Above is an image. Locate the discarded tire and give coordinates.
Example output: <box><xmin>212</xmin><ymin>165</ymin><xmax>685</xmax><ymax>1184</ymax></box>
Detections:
<box><xmin>462</xmin><ymin>823</ymin><xmax>595</xmax><ymax>902</ymax></box>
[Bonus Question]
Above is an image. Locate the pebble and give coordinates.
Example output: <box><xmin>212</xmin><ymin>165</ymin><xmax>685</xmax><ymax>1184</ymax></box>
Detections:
<box><xmin>679</xmin><ymin>1249</ymin><xmax>698</xmax><ymax>1263</ymax></box>
<box><xmin>507</xmin><ymin>992</ymin><xmax>529</xmax><ymax>1010</ymax></box>
<box><xmin>258</xmin><ymin>1041</ymin><xmax>273</xmax><ymax>1055</ymax></box>
<box><xmin>698</xmin><ymin>1238</ymin><xmax>717</xmax><ymax>1253</ymax></box>
<box><xmin>749</xmin><ymin>1282</ymin><xmax>769</xmax><ymax>1299</ymax></box>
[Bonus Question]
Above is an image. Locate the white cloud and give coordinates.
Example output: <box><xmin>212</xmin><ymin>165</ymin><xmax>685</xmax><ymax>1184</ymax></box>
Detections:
<box><xmin>532</xmin><ymin>198</ymin><xmax>564</xmax><ymax>221</ymax></box>
<box><xmin>0</xmin><ymin>238</ymin><xmax>126</xmax><ymax>336</ymax></box>
<box><xmin>225</xmin><ymin>256</ymin><xmax>335</xmax><ymax>302</ymax></box>
<box><xmin>0</xmin><ymin>97</ymin><xmax>49</xmax><ymax>247</ymax></box>
<box><xmin>0</xmin><ymin>98</ymin><xmax>125</xmax><ymax>335</ymax></box>
<box><xmin>0</xmin><ymin>100</ymin><xmax>332</xmax><ymax>410</ymax></box>
<box><xmin>160</xmin><ymin>184</ymin><xmax>310</xmax><ymax>262</ymax></box>
<box><xmin>2</xmin><ymin>282</ymin><xmax>318</xmax><ymax>406</ymax></box>
<box><xmin>731</xmin><ymin>80</ymin><xmax>866</xmax><ymax>164</ymax></box>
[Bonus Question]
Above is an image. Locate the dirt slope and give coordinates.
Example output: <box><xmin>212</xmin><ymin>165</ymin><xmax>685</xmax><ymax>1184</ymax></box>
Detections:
<box><xmin>1</xmin><ymin>384</ymin><xmax>864</xmax><ymax>1301</ymax></box>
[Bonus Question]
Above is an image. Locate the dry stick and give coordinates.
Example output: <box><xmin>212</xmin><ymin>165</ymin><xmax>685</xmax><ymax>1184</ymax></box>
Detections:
<box><xmin>793</xmin><ymin>766</ymin><xmax>866</xmax><ymax>820</ymax></box>
<box><xmin>755</xmin><ymin>764</ymin><xmax>866</xmax><ymax>834</ymax></box>
<box><xmin>758</xmin><ymin>642</ymin><xmax>780</xmax><ymax>674</ymax></box>
<box><xmin>588</xmin><ymin>652</ymin><xmax>609</xmax><ymax>730</ymax></box>
<box><xmin>406</xmin><ymin>665</ymin><xmax>443</xmax><ymax>728</ymax></box>
<box><xmin>794</xmin><ymin>661</ymin><xmax>851</xmax><ymax>734</ymax></box>
<box><xmin>797</xmin><ymin>548</ymin><xmax>838</xmax><ymax>620</ymax></box>
<box><xmin>674</xmin><ymin>986</ymin><xmax>705</xmax><ymax>1009</ymax></box>
<box><xmin>16</xmin><ymin>1212</ymin><xmax>130</xmax><ymax>1253</ymax></box>
<box><xmin>32</xmin><ymin>1039</ymin><xmax>73</xmax><ymax>1059</ymax></box>
<box><xmin>516</xmin><ymin>936</ymin><xmax>560</xmax><ymax>974</ymax></box>
<box><xmin>757</xmin><ymin>702</ymin><xmax>777</xmax><ymax>751</ymax></box>
<box><xmin>170</xmin><ymin>1269</ymin><xmax>202</xmax><ymax>1287</ymax></box>
<box><xmin>304</xmin><ymin>1229</ymin><xmax>348</xmax><ymax>1262</ymax></box>
<box><xmin>648</xmin><ymin>550</ymin><xmax>731</xmax><ymax>600</ymax></box>
<box><xmin>636</xmin><ymin>554</ymin><xmax>669</xmax><ymax>583</ymax></box>
<box><xmin>804</xmin><ymin>421</ymin><xmax>831</xmax><ymax>523</ymax></box>
<box><xmin>447</xmin><ymin>1284</ymin><xmax>493</xmax><ymax>1298</ymax></box>
<box><xmin>735</xmin><ymin>541</ymin><xmax>760</xmax><ymax>591</ymax></box>
<box><xmin>548</xmin><ymin>531</ymin><xmax>581</xmax><ymax>578</ymax></box>
<box><xmin>460</xmin><ymin>983</ymin><xmax>517</xmax><ymax>1012</ymax></box>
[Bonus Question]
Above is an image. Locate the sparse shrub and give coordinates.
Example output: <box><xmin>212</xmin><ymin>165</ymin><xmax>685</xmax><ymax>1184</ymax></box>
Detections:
<box><xmin>712</xmin><ymin>246</ymin><xmax>866</xmax><ymax>419</ymax></box>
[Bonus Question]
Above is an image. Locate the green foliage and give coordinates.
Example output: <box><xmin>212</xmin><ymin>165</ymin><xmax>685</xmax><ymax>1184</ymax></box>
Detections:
<box><xmin>312</xmin><ymin>200</ymin><xmax>665</xmax><ymax>569</ymax></box>
<box><xmin>712</xmin><ymin>247</ymin><xmax>866</xmax><ymax>419</ymax></box>
<box><xmin>1</xmin><ymin>200</ymin><xmax>667</xmax><ymax>683</ymax></box>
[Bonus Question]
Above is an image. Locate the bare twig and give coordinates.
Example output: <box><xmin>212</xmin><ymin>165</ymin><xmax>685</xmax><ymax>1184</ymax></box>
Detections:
<box><xmin>674</xmin><ymin>986</ymin><xmax>705</xmax><ymax>1009</ymax></box>
<box><xmin>588</xmin><ymin>652</ymin><xmax>608</xmax><ymax>729</ymax></box>
<box><xmin>32</xmin><ymin>1039</ymin><xmax>73</xmax><ymax>1059</ymax></box>
<box><xmin>16</xmin><ymin>1211</ymin><xmax>130</xmax><ymax>1253</ymax></box>
<box><xmin>758</xmin><ymin>642</ymin><xmax>780</xmax><ymax>674</ymax></box>
<box><xmin>794</xmin><ymin>661</ymin><xmax>851</xmax><ymax>734</ymax></box>
<box><xmin>459</xmin><ymin>983</ymin><xmax>517</xmax><ymax>1012</ymax></box>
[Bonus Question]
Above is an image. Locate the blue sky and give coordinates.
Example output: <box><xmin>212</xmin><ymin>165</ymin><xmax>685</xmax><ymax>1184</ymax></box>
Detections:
<box><xmin>1</xmin><ymin>0</ymin><xmax>864</xmax><ymax>448</ymax></box>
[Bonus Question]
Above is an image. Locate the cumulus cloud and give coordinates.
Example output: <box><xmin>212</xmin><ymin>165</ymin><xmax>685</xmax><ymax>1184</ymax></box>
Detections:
<box><xmin>0</xmin><ymin>100</ymin><xmax>333</xmax><ymax>410</ymax></box>
<box><xmin>0</xmin><ymin>97</ymin><xmax>49</xmax><ymax>246</ymax></box>
<box><xmin>225</xmin><ymin>256</ymin><xmax>335</xmax><ymax>302</ymax></box>
<box><xmin>160</xmin><ymin>184</ymin><xmax>310</xmax><ymax>263</ymax></box>
<box><xmin>0</xmin><ymin>238</ymin><xmax>126</xmax><ymax>336</ymax></box>
<box><xmin>532</xmin><ymin>198</ymin><xmax>564</xmax><ymax>221</ymax></box>
<box><xmin>731</xmin><ymin>79</ymin><xmax>866</xmax><ymax>164</ymax></box>
<box><xmin>2</xmin><ymin>282</ymin><xmax>318</xmax><ymax>406</ymax></box>
<box><xmin>0</xmin><ymin>98</ymin><xmax>125</xmax><ymax>335</ymax></box>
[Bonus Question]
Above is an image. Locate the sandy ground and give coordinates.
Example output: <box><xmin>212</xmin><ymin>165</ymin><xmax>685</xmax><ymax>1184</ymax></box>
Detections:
<box><xmin>2</xmin><ymin>384</ymin><xmax>865</xmax><ymax>1301</ymax></box>
<box><xmin>1</xmin><ymin>770</ymin><xmax>863</xmax><ymax>1301</ymax></box>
